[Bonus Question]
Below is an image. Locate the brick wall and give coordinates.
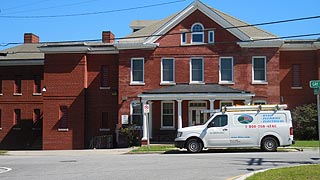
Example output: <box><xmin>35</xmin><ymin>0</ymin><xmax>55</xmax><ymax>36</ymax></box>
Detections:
<box><xmin>0</xmin><ymin>66</ymin><xmax>43</xmax><ymax>149</ymax></box>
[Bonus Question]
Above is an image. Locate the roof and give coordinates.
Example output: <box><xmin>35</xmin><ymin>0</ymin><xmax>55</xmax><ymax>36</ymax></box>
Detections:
<box><xmin>0</xmin><ymin>43</ymin><xmax>44</xmax><ymax>66</ymax></box>
<box><xmin>0</xmin><ymin>43</ymin><xmax>44</xmax><ymax>60</ymax></box>
<box><xmin>142</xmin><ymin>84</ymin><xmax>251</xmax><ymax>94</ymax></box>
<box><xmin>118</xmin><ymin>0</ymin><xmax>277</xmax><ymax>44</ymax></box>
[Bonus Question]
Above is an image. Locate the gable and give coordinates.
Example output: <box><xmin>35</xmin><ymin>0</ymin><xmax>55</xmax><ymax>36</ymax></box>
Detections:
<box><xmin>118</xmin><ymin>0</ymin><xmax>277</xmax><ymax>46</ymax></box>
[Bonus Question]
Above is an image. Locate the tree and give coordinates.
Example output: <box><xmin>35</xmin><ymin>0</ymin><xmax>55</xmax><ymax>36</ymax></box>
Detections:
<box><xmin>291</xmin><ymin>103</ymin><xmax>318</xmax><ymax>140</ymax></box>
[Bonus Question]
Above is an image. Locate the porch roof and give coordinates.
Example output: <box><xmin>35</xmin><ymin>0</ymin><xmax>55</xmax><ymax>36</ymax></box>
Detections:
<box><xmin>138</xmin><ymin>84</ymin><xmax>255</xmax><ymax>101</ymax></box>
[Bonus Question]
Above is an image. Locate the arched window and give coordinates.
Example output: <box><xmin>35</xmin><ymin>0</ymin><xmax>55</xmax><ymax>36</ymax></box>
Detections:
<box><xmin>191</xmin><ymin>23</ymin><xmax>204</xmax><ymax>43</ymax></box>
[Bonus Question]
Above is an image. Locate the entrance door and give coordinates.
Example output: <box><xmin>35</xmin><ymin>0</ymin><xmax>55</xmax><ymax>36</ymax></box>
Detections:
<box><xmin>189</xmin><ymin>101</ymin><xmax>208</xmax><ymax>126</ymax></box>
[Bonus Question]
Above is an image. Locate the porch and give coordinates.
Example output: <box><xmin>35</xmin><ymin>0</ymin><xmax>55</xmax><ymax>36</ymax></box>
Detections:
<box><xmin>136</xmin><ymin>84</ymin><xmax>255</xmax><ymax>145</ymax></box>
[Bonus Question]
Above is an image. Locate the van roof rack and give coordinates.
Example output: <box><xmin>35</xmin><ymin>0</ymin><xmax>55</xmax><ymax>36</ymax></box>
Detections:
<box><xmin>222</xmin><ymin>104</ymin><xmax>287</xmax><ymax>112</ymax></box>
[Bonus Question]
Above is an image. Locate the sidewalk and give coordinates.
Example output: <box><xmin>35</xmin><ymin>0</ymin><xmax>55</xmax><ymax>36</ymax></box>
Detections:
<box><xmin>5</xmin><ymin>147</ymin><xmax>135</xmax><ymax>156</ymax></box>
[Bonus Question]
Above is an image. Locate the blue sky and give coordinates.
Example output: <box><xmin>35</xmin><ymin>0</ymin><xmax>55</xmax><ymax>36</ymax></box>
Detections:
<box><xmin>0</xmin><ymin>0</ymin><xmax>319</xmax><ymax>49</ymax></box>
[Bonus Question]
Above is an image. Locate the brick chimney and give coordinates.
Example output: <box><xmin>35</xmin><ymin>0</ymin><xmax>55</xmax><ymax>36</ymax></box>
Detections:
<box><xmin>102</xmin><ymin>31</ymin><xmax>114</xmax><ymax>43</ymax></box>
<box><xmin>24</xmin><ymin>33</ymin><xmax>39</xmax><ymax>43</ymax></box>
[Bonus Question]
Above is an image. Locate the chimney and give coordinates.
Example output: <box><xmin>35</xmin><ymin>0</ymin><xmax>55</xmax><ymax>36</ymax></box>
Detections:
<box><xmin>24</xmin><ymin>33</ymin><xmax>39</xmax><ymax>43</ymax></box>
<box><xmin>102</xmin><ymin>31</ymin><xmax>114</xmax><ymax>43</ymax></box>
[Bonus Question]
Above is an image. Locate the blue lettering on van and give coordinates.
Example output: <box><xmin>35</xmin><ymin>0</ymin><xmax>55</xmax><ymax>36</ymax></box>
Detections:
<box><xmin>238</xmin><ymin>114</ymin><xmax>254</xmax><ymax>124</ymax></box>
<box><xmin>261</xmin><ymin>114</ymin><xmax>285</xmax><ymax>123</ymax></box>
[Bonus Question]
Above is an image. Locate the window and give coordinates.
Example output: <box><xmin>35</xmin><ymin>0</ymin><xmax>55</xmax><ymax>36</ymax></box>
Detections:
<box><xmin>292</xmin><ymin>64</ymin><xmax>302</xmax><ymax>88</ymax></box>
<box><xmin>209</xmin><ymin>115</ymin><xmax>228</xmax><ymax>127</ymax></box>
<box><xmin>252</xmin><ymin>56</ymin><xmax>267</xmax><ymax>83</ymax></box>
<box><xmin>100</xmin><ymin>66</ymin><xmax>109</xmax><ymax>88</ymax></box>
<box><xmin>131</xmin><ymin>58</ymin><xmax>144</xmax><ymax>84</ymax></box>
<box><xmin>191</xmin><ymin>23</ymin><xmax>204</xmax><ymax>43</ymax></box>
<box><xmin>0</xmin><ymin>109</ymin><xmax>2</xmax><ymax>129</ymax></box>
<box><xmin>161</xmin><ymin>101</ymin><xmax>175</xmax><ymax>128</ymax></box>
<box><xmin>161</xmin><ymin>58</ymin><xmax>175</xmax><ymax>84</ymax></box>
<box><xmin>59</xmin><ymin>106</ymin><xmax>68</xmax><ymax>130</ymax></box>
<box><xmin>253</xmin><ymin>100</ymin><xmax>267</xmax><ymax>105</ymax></box>
<box><xmin>33</xmin><ymin>75</ymin><xmax>41</xmax><ymax>94</ymax></box>
<box><xmin>219</xmin><ymin>57</ymin><xmax>233</xmax><ymax>83</ymax></box>
<box><xmin>0</xmin><ymin>77</ymin><xmax>2</xmax><ymax>95</ymax></box>
<box><xmin>208</xmin><ymin>31</ymin><xmax>214</xmax><ymax>43</ymax></box>
<box><xmin>14</xmin><ymin>109</ymin><xmax>21</xmax><ymax>128</ymax></box>
<box><xmin>220</xmin><ymin>101</ymin><xmax>233</xmax><ymax>108</ymax></box>
<box><xmin>190</xmin><ymin>58</ymin><xmax>204</xmax><ymax>83</ymax></box>
<box><xmin>100</xmin><ymin>112</ymin><xmax>109</xmax><ymax>131</ymax></box>
<box><xmin>131</xmin><ymin>102</ymin><xmax>142</xmax><ymax>126</ymax></box>
<box><xmin>33</xmin><ymin>109</ymin><xmax>41</xmax><ymax>123</ymax></box>
<box><xmin>181</xmin><ymin>32</ymin><xmax>187</xmax><ymax>44</ymax></box>
<box><xmin>14</xmin><ymin>76</ymin><xmax>22</xmax><ymax>95</ymax></box>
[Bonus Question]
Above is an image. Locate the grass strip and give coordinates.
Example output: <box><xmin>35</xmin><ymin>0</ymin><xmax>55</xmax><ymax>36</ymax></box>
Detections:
<box><xmin>246</xmin><ymin>164</ymin><xmax>320</xmax><ymax>180</ymax></box>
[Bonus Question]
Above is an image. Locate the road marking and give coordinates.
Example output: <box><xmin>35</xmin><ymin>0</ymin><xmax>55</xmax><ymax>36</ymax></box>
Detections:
<box><xmin>0</xmin><ymin>167</ymin><xmax>12</xmax><ymax>174</ymax></box>
<box><xmin>226</xmin><ymin>174</ymin><xmax>245</xmax><ymax>180</ymax></box>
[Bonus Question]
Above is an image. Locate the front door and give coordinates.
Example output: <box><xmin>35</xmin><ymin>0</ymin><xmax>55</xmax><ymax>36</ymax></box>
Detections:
<box><xmin>189</xmin><ymin>101</ymin><xmax>208</xmax><ymax>126</ymax></box>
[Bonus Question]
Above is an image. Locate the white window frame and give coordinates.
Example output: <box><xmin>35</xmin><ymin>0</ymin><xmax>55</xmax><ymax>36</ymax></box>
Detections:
<box><xmin>219</xmin><ymin>57</ymin><xmax>234</xmax><ymax>84</ymax></box>
<box><xmin>161</xmin><ymin>101</ymin><xmax>175</xmax><ymax>129</ymax></box>
<box><xmin>130</xmin><ymin>58</ymin><xmax>145</xmax><ymax>85</ymax></box>
<box><xmin>161</xmin><ymin>58</ymin><xmax>175</xmax><ymax>85</ymax></box>
<box><xmin>220</xmin><ymin>101</ymin><xmax>234</xmax><ymax>109</ymax></box>
<box><xmin>252</xmin><ymin>56</ymin><xmax>267</xmax><ymax>84</ymax></box>
<box><xmin>190</xmin><ymin>57</ymin><xmax>204</xmax><ymax>84</ymax></box>
<box><xmin>130</xmin><ymin>101</ymin><xmax>142</xmax><ymax>128</ymax></box>
<box><xmin>181</xmin><ymin>32</ymin><xmax>187</xmax><ymax>44</ymax></box>
<box><xmin>253</xmin><ymin>100</ymin><xmax>267</xmax><ymax>105</ymax></box>
<box><xmin>208</xmin><ymin>30</ymin><xmax>214</xmax><ymax>43</ymax></box>
<box><xmin>191</xmin><ymin>23</ymin><xmax>204</xmax><ymax>44</ymax></box>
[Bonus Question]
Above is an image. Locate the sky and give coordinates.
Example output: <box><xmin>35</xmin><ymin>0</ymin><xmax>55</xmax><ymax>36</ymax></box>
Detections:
<box><xmin>0</xmin><ymin>0</ymin><xmax>319</xmax><ymax>50</ymax></box>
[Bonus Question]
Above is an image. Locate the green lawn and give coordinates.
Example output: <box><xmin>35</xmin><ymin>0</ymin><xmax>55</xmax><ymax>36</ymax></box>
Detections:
<box><xmin>130</xmin><ymin>145</ymin><xmax>177</xmax><ymax>153</ymax></box>
<box><xmin>246</xmin><ymin>164</ymin><xmax>320</xmax><ymax>180</ymax></box>
<box><xmin>291</xmin><ymin>140</ymin><xmax>320</xmax><ymax>147</ymax></box>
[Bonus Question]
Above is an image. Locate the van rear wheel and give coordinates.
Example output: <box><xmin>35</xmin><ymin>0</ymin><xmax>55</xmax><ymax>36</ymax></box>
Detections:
<box><xmin>186</xmin><ymin>138</ymin><xmax>203</xmax><ymax>153</ymax></box>
<box><xmin>261</xmin><ymin>137</ymin><xmax>278</xmax><ymax>152</ymax></box>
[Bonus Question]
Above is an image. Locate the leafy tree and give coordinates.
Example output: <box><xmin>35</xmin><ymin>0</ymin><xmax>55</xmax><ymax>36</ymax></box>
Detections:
<box><xmin>291</xmin><ymin>103</ymin><xmax>318</xmax><ymax>140</ymax></box>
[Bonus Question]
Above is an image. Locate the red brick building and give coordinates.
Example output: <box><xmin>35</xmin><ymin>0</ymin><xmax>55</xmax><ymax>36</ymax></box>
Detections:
<box><xmin>0</xmin><ymin>1</ymin><xmax>319</xmax><ymax>149</ymax></box>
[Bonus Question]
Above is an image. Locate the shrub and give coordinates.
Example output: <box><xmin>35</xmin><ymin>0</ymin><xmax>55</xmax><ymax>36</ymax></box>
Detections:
<box><xmin>291</xmin><ymin>103</ymin><xmax>318</xmax><ymax>140</ymax></box>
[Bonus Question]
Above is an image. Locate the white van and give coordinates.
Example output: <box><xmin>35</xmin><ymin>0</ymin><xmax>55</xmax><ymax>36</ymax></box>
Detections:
<box><xmin>174</xmin><ymin>104</ymin><xmax>295</xmax><ymax>153</ymax></box>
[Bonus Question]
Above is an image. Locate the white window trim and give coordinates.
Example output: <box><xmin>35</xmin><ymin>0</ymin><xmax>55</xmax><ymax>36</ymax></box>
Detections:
<box><xmin>190</xmin><ymin>57</ymin><xmax>204</xmax><ymax>84</ymax></box>
<box><xmin>130</xmin><ymin>58</ymin><xmax>145</xmax><ymax>85</ymax></box>
<box><xmin>181</xmin><ymin>32</ymin><xmax>187</xmax><ymax>44</ymax></box>
<box><xmin>161</xmin><ymin>101</ymin><xmax>175</xmax><ymax>129</ymax></box>
<box><xmin>253</xmin><ymin>100</ymin><xmax>267</xmax><ymax>105</ymax></box>
<box><xmin>130</xmin><ymin>100</ymin><xmax>142</xmax><ymax>128</ymax></box>
<box><xmin>161</xmin><ymin>58</ymin><xmax>175</xmax><ymax>84</ymax></box>
<box><xmin>191</xmin><ymin>23</ymin><xmax>204</xmax><ymax>44</ymax></box>
<box><xmin>208</xmin><ymin>30</ymin><xmax>215</xmax><ymax>44</ymax></box>
<box><xmin>252</xmin><ymin>56</ymin><xmax>267</xmax><ymax>84</ymax></box>
<box><xmin>219</xmin><ymin>101</ymin><xmax>234</xmax><ymax>109</ymax></box>
<box><xmin>219</xmin><ymin>57</ymin><xmax>234</xmax><ymax>84</ymax></box>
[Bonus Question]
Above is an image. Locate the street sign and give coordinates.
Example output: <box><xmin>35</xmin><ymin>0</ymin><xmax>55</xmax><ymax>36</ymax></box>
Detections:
<box><xmin>144</xmin><ymin>104</ymin><xmax>150</xmax><ymax>113</ymax></box>
<box><xmin>310</xmin><ymin>80</ymin><xmax>320</xmax><ymax>88</ymax></box>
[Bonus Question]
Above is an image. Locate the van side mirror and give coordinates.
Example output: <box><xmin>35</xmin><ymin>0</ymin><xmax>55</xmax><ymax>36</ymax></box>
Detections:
<box><xmin>207</xmin><ymin>122</ymin><xmax>213</xmax><ymax>128</ymax></box>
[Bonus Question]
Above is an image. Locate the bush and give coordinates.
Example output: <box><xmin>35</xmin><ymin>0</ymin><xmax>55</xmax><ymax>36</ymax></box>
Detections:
<box><xmin>291</xmin><ymin>103</ymin><xmax>318</xmax><ymax>140</ymax></box>
<box><xmin>120</xmin><ymin>125</ymin><xmax>140</xmax><ymax>147</ymax></box>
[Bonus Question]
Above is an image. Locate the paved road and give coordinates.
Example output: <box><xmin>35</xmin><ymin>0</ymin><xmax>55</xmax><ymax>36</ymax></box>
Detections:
<box><xmin>0</xmin><ymin>148</ymin><xmax>319</xmax><ymax>180</ymax></box>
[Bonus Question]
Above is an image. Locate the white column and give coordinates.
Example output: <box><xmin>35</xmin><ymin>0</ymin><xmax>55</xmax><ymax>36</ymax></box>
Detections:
<box><xmin>209</xmin><ymin>99</ymin><xmax>215</xmax><ymax>116</ymax></box>
<box><xmin>177</xmin><ymin>100</ymin><xmax>183</xmax><ymax>129</ymax></box>
<box><xmin>245</xmin><ymin>99</ymin><xmax>251</xmax><ymax>105</ymax></box>
<box><xmin>148</xmin><ymin>101</ymin><xmax>153</xmax><ymax>139</ymax></box>
<box><xmin>141</xmin><ymin>100</ymin><xmax>148</xmax><ymax>141</ymax></box>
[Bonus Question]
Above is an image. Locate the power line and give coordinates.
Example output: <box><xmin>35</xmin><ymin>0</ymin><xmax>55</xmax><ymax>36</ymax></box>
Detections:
<box><xmin>1</xmin><ymin>0</ymin><xmax>103</xmax><ymax>15</ymax></box>
<box><xmin>0</xmin><ymin>0</ymin><xmax>187</xmax><ymax>18</ymax></box>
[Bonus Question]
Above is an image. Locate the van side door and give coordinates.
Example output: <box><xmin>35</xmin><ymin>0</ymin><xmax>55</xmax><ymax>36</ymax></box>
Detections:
<box><xmin>204</xmin><ymin>115</ymin><xmax>230</xmax><ymax>147</ymax></box>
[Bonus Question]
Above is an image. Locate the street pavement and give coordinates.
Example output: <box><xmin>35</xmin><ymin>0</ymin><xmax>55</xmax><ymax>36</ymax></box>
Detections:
<box><xmin>0</xmin><ymin>148</ymin><xmax>319</xmax><ymax>180</ymax></box>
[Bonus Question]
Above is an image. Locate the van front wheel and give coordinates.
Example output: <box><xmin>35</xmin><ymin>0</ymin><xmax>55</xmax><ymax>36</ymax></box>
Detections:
<box><xmin>261</xmin><ymin>137</ymin><xmax>278</xmax><ymax>152</ymax></box>
<box><xmin>186</xmin><ymin>138</ymin><xmax>203</xmax><ymax>153</ymax></box>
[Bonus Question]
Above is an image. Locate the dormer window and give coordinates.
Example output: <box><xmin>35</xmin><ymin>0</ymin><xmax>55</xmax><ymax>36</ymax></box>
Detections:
<box><xmin>191</xmin><ymin>23</ymin><xmax>204</xmax><ymax>44</ymax></box>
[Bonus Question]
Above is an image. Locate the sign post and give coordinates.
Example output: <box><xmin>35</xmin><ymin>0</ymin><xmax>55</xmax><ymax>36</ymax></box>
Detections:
<box><xmin>309</xmin><ymin>80</ymin><xmax>320</xmax><ymax>157</ymax></box>
<box><xmin>143</xmin><ymin>104</ymin><xmax>150</xmax><ymax>149</ymax></box>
